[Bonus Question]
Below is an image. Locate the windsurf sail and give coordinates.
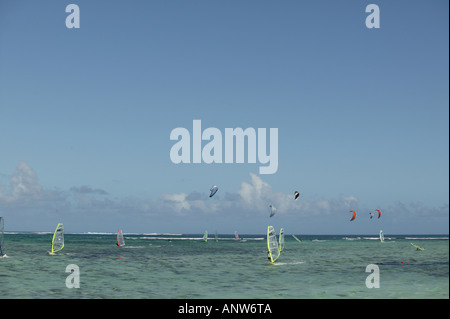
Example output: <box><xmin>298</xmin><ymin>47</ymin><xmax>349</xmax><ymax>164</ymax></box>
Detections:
<box><xmin>117</xmin><ymin>229</ymin><xmax>125</xmax><ymax>247</ymax></box>
<box><xmin>294</xmin><ymin>191</ymin><xmax>300</xmax><ymax>200</ymax></box>
<box><xmin>209</xmin><ymin>185</ymin><xmax>218</xmax><ymax>197</ymax></box>
<box><xmin>267</xmin><ymin>226</ymin><xmax>280</xmax><ymax>263</ymax></box>
<box><xmin>235</xmin><ymin>231</ymin><xmax>239</xmax><ymax>241</ymax></box>
<box><xmin>279</xmin><ymin>228</ymin><xmax>285</xmax><ymax>252</ymax></box>
<box><xmin>411</xmin><ymin>243</ymin><xmax>424</xmax><ymax>251</ymax></box>
<box><xmin>292</xmin><ymin>234</ymin><xmax>302</xmax><ymax>243</ymax></box>
<box><xmin>203</xmin><ymin>230</ymin><xmax>208</xmax><ymax>242</ymax></box>
<box><xmin>215</xmin><ymin>230</ymin><xmax>218</xmax><ymax>242</ymax></box>
<box><xmin>379</xmin><ymin>230</ymin><xmax>384</xmax><ymax>242</ymax></box>
<box><xmin>51</xmin><ymin>223</ymin><xmax>64</xmax><ymax>254</ymax></box>
<box><xmin>269</xmin><ymin>204</ymin><xmax>276</xmax><ymax>218</ymax></box>
<box><xmin>0</xmin><ymin>217</ymin><xmax>4</xmax><ymax>256</ymax></box>
<box><xmin>349</xmin><ymin>210</ymin><xmax>357</xmax><ymax>221</ymax></box>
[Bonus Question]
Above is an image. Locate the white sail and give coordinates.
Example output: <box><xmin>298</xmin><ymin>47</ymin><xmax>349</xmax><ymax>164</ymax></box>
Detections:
<box><xmin>117</xmin><ymin>229</ymin><xmax>125</xmax><ymax>247</ymax></box>
<box><xmin>267</xmin><ymin>226</ymin><xmax>280</xmax><ymax>263</ymax></box>
<box><xmin>203</xmin><ymin>230</ymin><xmax>208</xmax><ymax>242</ymax></box>
<box><xmin>379</xmin><ymin>230</ymin><xmax>384</xmax><ymax>242</ymax></box>
<box><xmin>279</xmin><ymin>228</ymin><xmax>285</xmax><ymax>252</ymax></box>
<box><xmin>51</xmin><ymin>223</ymin><xmax>64</xmax><ymax>253</ymax></box>
<box><xmin>0</xmin><ymin>217</ymin><xmax>5</xmax><ymax>257</ymax></box>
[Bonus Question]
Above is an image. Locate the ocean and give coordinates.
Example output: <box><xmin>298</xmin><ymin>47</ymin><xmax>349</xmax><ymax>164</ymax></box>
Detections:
<box><xmin>0</xmin><ymin>233</ymin><xmax>448</xmax><ymax>299</ymax></box>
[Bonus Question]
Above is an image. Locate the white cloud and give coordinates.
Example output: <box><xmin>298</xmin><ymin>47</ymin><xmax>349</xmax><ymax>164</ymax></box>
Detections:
<box><xmin>237</xmin><ymin>172</ymin><xmax>273</xmax><ymax>211</ymax></box>
<box><xmin>2</xmin><ymin>162</ymin><xmax>42</xmax><ymax>202</ymax></box>
<box><xmin>0</xmin><ymin>162</ymin><xmax>63</xmax><ymax>207</ymax></box>
<box><xmin>160</xmin><ymin>192</ymin><xmax>191</xmax><ymax>213</ymax></box>
<box><xmin>0</xmin><ymin>164</ymin><xmax>359</xmax><ymax>220</ymax></box>
<box><xmin>1</xmin><ymin>163</ymin><xmax>447</xmax><ymax>233</ymax></box>
<box><xmin>158</xmin><ymin>190</ymin><xmax>220</xmax><ymax>216</ymax></box>
<box><xmin>70</xmin><ymin>185</ymin><xmax>108</xmax><ymax>195</ymax></box>
<box><xmin>156</xmin><ymin>173</ymin><xmax>360</xmax><ymax>219</ymax></box>
<box><xmin>296</xmin><ymin>195</ymin><xmax>358</xmax><ymax>217</ymax></box>
<box><xmin>387</xmin><ymin>201</ymin><xmax>449</xmax><ymax>218</ymax></box>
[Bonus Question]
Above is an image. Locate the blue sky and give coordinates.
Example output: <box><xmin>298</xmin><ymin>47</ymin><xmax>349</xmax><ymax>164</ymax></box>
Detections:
<box><xmin>0</xmin><ymin>0</ymin><xmax>448</xmax><ymax>234</ymax></box>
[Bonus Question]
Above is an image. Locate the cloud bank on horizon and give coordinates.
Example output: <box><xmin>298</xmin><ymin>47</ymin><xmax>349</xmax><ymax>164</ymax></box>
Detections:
<box><xmin>0</xmin><ymin>162</ymin><xmax>448</xmax><ymax>234</ymax></box>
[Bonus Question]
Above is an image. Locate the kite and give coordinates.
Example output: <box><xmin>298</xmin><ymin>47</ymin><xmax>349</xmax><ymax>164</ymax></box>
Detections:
<box><xmin>269</xmin><ymin>204</ymin><xmax>276</xmax><ymax>217</ymax></box>
<box><xmin>209</xmin><ymin>185</ymin><xmax>218</xmax><ymax>197</ymax></box>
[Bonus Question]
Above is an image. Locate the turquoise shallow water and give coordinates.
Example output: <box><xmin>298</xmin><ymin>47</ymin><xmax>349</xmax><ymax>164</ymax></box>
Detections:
<box><xmin>0</xmin><ymin>233</ymin><xmax>448</xmax><ymax>298</ymax></box>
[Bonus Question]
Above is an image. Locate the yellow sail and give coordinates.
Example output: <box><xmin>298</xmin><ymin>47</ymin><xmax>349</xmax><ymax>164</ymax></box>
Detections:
<box><xmin>51</xmin><ymin>223</ymin><xmax>64</xmax><ymax>253</ymax></box>
<box><xmin>267</xmin><ymin>226</ymin><xmax>280</xmax><ymax>263</ymax></box>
